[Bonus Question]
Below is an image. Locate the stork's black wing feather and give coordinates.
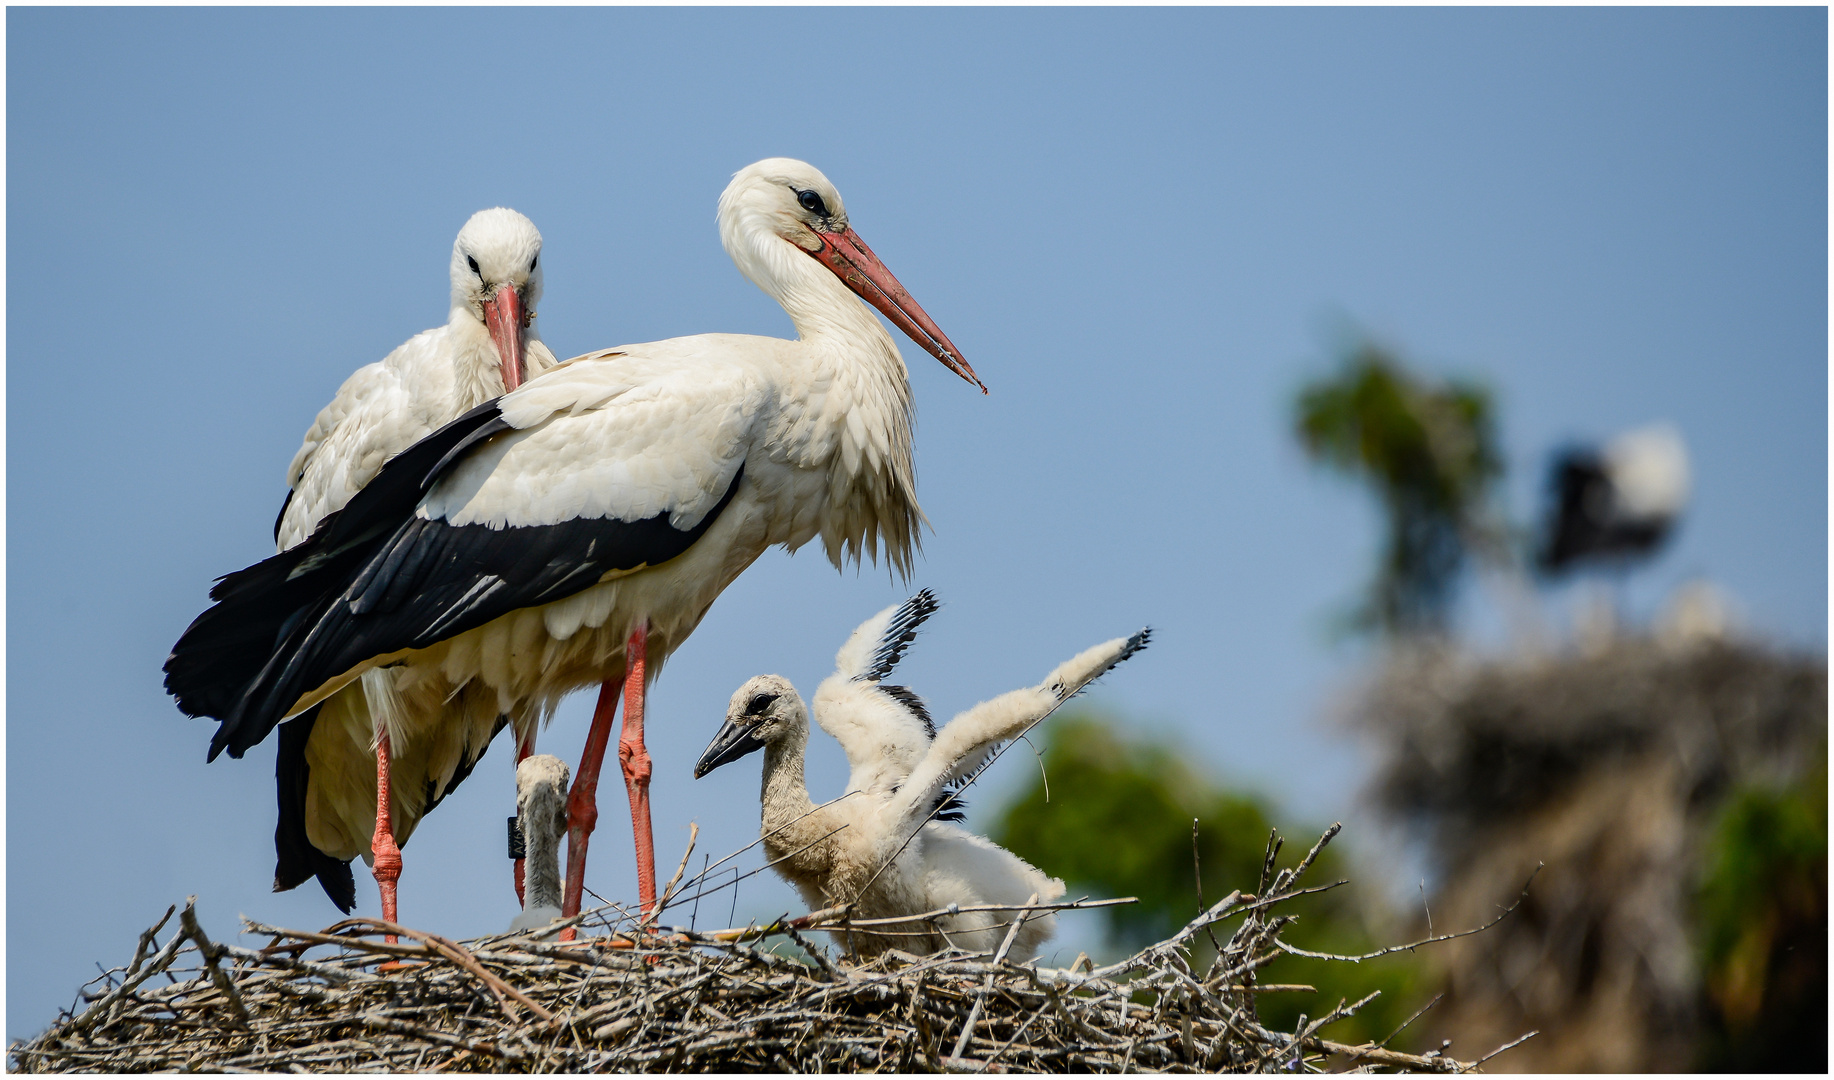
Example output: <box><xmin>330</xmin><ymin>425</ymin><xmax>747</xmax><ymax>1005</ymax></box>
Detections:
<box><xmin>274</xmin><ymin>487</ymin><xmax>295</xmax><ymax>545</ymax></box>
<box><xmin>166</xmin><ymin>400</ymin><xmax>512</xmax><ymax>724</ymax></box>
<box><xmin>862</xmin><ymin>589</ymin><xmax>939</xmax><ymax>683</ymax></box>
<box><xmin>210</xmin><ymin>463</ymin><xmax>745</xmax><ymax>761</ymax></box>
<box><xmin>272</xmin><ymin>707</ymin><xmax>356</xmax><ymax>913</ymax></box>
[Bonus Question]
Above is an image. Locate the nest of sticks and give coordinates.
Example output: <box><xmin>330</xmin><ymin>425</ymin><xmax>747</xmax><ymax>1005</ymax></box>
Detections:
<box><xmin>12</xmin><ymin>827</ymin><xmax>1533</xmax><ymax>1073</ymax></box>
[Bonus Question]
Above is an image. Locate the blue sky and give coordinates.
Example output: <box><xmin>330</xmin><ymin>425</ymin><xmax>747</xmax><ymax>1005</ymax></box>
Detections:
<box><xmin>7</xmin><ymin>7</ymin><xmax>1825</xmax><ymax>1039</ymax></box>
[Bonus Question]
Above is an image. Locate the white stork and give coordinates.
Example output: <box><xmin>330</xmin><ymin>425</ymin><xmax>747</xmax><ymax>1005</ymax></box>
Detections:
<box><xmin>232</xmin><ymin>208</ymin><xmax>559</xmax><ymax>920</ymax></box>
<box><xmin>166</xmin><ymin>158</ymin><xmax>985</xmax><ymax>933</ymax></box>
<box><xmin>692</xmin><ymin>617</ymin><xmax>1150</xmax><ymax>961</ymax></box>
<box><xmin>1538</xmin><ymin>423</ymin><xmax>1691</xmax><ymax>574</ymax></box>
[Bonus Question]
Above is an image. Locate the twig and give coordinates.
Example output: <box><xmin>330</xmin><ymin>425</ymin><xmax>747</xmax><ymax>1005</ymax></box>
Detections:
<box><xmin>1276</xmin><ymin>865</ymin><xmax>1539</xmax><ymax>962</ymax></box>
<box><xmin>1472</xmin><ymin>1028</ymin><xmax>1539</xmax><ymax>1068</ymax></box>
<box><xmin>951</xmin><ymin>892</ymin><xmax>1037</xmax><ymax>1058</ymax></box>
<box><xmin>179</xmin><ymin>897</ymin><xmax>250</xmax><ymax>1028</ymax></box>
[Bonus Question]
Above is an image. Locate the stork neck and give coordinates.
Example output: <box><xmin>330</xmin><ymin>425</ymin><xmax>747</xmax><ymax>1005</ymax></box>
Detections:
<box><xmin>522</xmin><ymin>816</ymin><xmax>563</xmax><ymax>914</ymax></box>
<box><xmin>445</xmin><ymin>306</ymin><xmax>513</xmax><ymax>399</ymax></box>
<box><xmin>760</xmin><ymin>724</ymin><xmax>817</xmax><ymax>834</ymax></box>
<box><xmin>733</xmin><ymin>227</ymin><xmax>907</xmax><ymax>371</ymax></box>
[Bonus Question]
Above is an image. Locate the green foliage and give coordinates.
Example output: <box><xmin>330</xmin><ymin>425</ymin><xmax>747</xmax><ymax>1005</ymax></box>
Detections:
<box><xmin>1294</xmin><ymin>342</ymin><xmax>1503</xmax><ymax>637</ymax></box>
<box><xmin>991</xmin><ymin>713</ymin><xmax>1431</xmax><ymax>1048</ymax></box>
<box><xmin>1692</xmin><ymin>747</ymin><xmax>1828</xmax><ymax>1071</ymax></box>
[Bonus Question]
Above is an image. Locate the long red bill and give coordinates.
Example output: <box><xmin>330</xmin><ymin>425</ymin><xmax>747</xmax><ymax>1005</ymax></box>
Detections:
<box><xmin>481</xmin><ymin>286</ymin><xmax>527</xmax><ymax>392</ymax></box>
<box><xmin>808</xmin><ymin>227</ymin><xmax>986</xmax><ymax>394</ymax></box>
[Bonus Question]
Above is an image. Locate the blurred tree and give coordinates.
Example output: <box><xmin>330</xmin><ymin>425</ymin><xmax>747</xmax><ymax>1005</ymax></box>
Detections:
<box><xmin>1294</xmin><ymin>343</ymin><xmax>1504</xmax><ymax>637</ymax></box>
<box><xmin>992</xmin><ymin>712</ymin><xmax>1430</xmax><ymax>1047</ymax></box>
<box><xmin>1693</xmin><ymin>746</ymin><xmax>1827</xmax><ymax>1071</ymax></box>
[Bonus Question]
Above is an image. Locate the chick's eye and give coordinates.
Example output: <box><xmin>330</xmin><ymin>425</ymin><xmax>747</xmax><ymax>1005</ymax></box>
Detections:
<box><xmin>466</xmin><ymin>255</ymin><xmax>481</xmax><ymax>277</ymax></box>
<box><xmin>745</xmin><ymin>692</ymin><xmax>779</xmax><ymax>716</ymax></box>
<box><xmin>530</xmin><ymin>254</ymin><xmax>538</xmax><ymax>271</ymax></box>
<box><xmin>795</xmin><ymin>189</ymin><xmax>829</xmax><ymax>217</ymax></box>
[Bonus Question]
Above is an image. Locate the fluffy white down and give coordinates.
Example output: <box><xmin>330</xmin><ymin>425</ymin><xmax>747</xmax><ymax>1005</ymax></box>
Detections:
<box><xmin>912</xmin><ymin>824</ymin><xmax>1065</xmax><ymax>958</ymax></box>
<box><xmin>508</xmin><ymin>755</ymin><xmax>569</xmax><ymax>938</ymax></box>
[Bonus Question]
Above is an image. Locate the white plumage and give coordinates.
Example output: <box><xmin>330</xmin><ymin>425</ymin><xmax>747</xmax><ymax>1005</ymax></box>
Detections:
<box><xmin>694</xmin><ymin>605</ymin><xmax>1150</xmax><ymax>962</ymax></box>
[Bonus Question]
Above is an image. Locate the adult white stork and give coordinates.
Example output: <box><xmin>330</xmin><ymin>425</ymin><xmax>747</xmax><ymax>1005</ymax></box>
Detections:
<box><xmin>165</xmin><ymin>158</ymin><xmax>985</xmax><ymax>933</ymax></box>
<box><xmin>1538</xmin><ymin>423</ymin><xmax>1690</xmax><ymax>574</ymax></box>
<box><xmin>190</xmin><ymin>208</ymin><xmax>558</xmax><ymax>922</ymax></box>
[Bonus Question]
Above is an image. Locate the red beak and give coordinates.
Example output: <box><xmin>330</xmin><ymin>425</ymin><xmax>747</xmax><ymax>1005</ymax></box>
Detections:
<box><xmin>481</xmin><ymin>285</ymin><xmax>527</xmax><ymax>392</ymax></box>
<box><xmin>807</xmin><ymin>227</ymin><xmax>986</xmax><ymax>394</ymax></box>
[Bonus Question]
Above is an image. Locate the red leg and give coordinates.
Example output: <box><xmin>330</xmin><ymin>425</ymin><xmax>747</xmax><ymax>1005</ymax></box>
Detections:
<box><xmin>513</xmin><ymin>725</ymin><xmax>536</xmax><ymax>907</ymax></box>
<box><xmin>371</xmin><ymin>729</ymin><xmax>402</xmax><ymax>944</ymax></box>
<box><xmin>562</xmin><ymin>662</ymin><xmax>625</xmax><ymax>940</ymax></box>
<box><xmin>619</xmin><ymin>622</ymin><xmax>658</xmax><ymax>919</ymax></box>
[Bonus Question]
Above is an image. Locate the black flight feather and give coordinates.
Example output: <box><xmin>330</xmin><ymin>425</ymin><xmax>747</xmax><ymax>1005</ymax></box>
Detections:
<box><xmin>272</xmin><ymin>706</ymin><xmax>356</xmax><ymax>913</ymax></box>
<box><xmin>861</xmin><ymin>588</ymin><xmax>939</xmax><ymax>684</ymax></box>
<box><xmin>208</xmin><ymin>461</ymin><xmax>745</xmax><ymax>761</ymax></box>
<box><xmin>167</xmin><ymin>400</ymin><xmax>512</xmax><ymax>725</ymax></box>
<box><xmin>273</xmin><ymin>487</ymin><xmax>295</xmax><ymax>545</ymax></box>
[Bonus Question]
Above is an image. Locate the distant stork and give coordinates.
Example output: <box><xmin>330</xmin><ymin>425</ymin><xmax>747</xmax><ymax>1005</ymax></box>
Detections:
<box><xmin>166</xmin><ymin>158</ymin><xmax>985</xmax><ymax>933</ymax></box>
<box><xmin>1538</xmin><ymin>423</ymin><xmax>1690</xmax><ymax>574</ymax></box>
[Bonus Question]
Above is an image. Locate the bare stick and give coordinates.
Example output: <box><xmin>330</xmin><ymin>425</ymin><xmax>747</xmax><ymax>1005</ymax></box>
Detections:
<box><xmin>1473</xmin><ymin>1028</ymin><xmax>1539</xmax><ymax>1068</ymax></box>
<box><xmin>179</xmin><ymin>898</ymin><xmax>250</xmax><ymax>1028</ymax></box>
<box><xmin>1277</xmin><ymin>865</ymin><xmax>1539</xmax><ymax>963</ymax></box>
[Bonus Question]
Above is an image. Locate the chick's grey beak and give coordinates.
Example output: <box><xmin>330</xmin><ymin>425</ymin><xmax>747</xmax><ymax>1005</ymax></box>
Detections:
<box><xmin>694</xmin><ymin>719</ymin><xmax>766</xmax><ymax>779</ymax></box>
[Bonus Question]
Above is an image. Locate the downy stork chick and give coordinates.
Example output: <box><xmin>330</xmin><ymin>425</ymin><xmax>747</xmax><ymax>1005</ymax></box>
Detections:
<box><xmin>694</xmin><ymin>628</ymin><xmax>1150</xmax><ymax>962</ymax></box>
<box><xmin>508</xmin><ymin>755</ymin><xmax>570</xmax><ymax>937</ymax></box>
<box><xmin>167</xmin><ymin>159</ymin><xmax>986</xmax><ymax>936</ymax></box>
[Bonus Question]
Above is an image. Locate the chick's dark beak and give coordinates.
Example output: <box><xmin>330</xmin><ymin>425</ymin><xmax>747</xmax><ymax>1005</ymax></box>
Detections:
<box><xmin>694</xmin><ymin>718</ymin><xmax>767</xmax><ymax>779</ymax></box>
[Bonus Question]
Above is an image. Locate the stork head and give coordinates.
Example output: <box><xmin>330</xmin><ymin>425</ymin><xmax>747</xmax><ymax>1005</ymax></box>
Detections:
<box><xmin>515</xmin><ymin>754</ymin><xmax>570</xmax><ymax>842</ymax></box>
<box><xmin>695</xmin><ymin>674</ymin><xmax>806</xmax><ymax>778</ymax></box>
<box><xmin>450</xmin><ymin>207</ymin><xmax>544</xmax><ymax>392</ymax></box>
<box><xmin>718</xmin><ymin>158</ymin><xmax>985</xmax><ymax>393</ymax></box>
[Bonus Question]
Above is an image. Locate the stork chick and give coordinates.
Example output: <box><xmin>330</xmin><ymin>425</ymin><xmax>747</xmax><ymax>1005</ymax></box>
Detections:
<box><xmin>508</xmin><ymin>755</ymin><xmax>570</xmax><ymax>937</ymax></box>
<box><xmin>695</xmin><ymin>624</ymin><xmax>1150</xmax><ymax>961</ymax></box>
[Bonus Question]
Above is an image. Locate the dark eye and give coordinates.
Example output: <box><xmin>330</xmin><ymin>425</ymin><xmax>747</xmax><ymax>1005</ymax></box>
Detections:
<box><xmin>530</xmin><ymin>254</ymin><xmax>538</xmax><ymax>271</ymax></box>
<box><xmin>745</xmin><ymin>692</ymin><xmax>779</xmax><ymax>716</ymax></box>
<box><xmin>795</xmin><ymin>189</ymin><xmax>829</xmax><ymax>217</ymax></box>
<box><xmin>467</xmin><ymin>255</ymin><xmax>481</xmax><ymax>277</ymax></box>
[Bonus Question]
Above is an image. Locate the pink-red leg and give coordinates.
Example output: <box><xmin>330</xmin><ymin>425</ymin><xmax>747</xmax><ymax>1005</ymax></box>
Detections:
<box><xmin>513</xmin><ymin>725</ymin><xmax>537</xmax><ymax>906</ymax></box>
<box><xmin>562</xmin><ymin>660</ymin><xmax>626</xmax><ymax>940</ymax></box>
<box><xmin>618</xmin><ymin>623</ymin><xmax>658</xmax><ymax>919</ymax></box>
<box><xmin>371</xmin><ymin>730</ymin><xmax>402</xmax><ymax>943</ymax></box>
